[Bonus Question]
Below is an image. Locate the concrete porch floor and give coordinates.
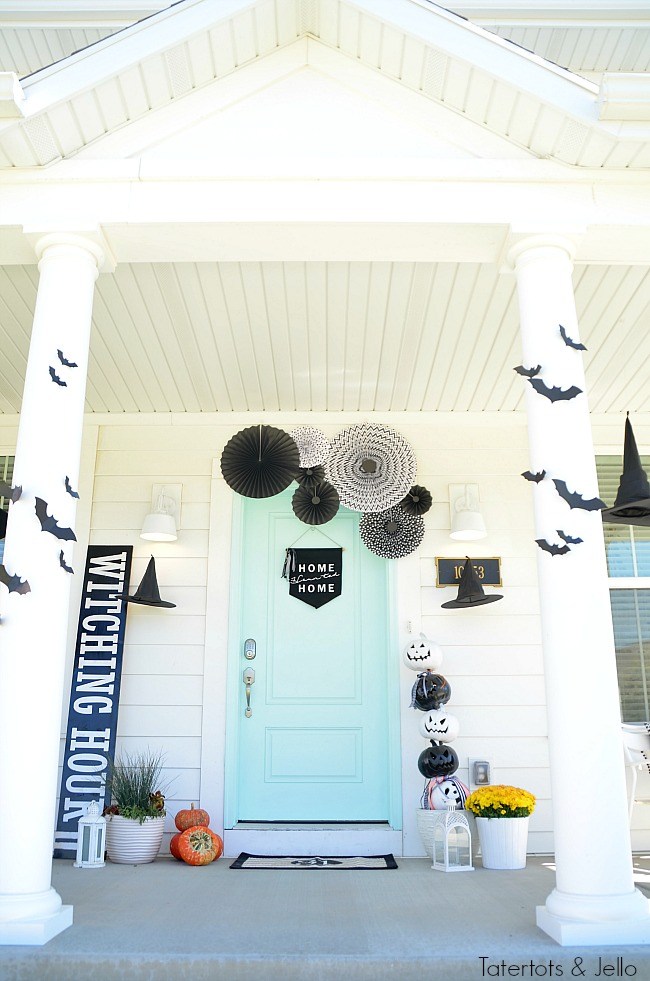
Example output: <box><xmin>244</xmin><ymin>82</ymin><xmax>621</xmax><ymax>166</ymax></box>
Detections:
<box><xmin>2</xmin><ymin>856</ymin><xmax>650</xmax><ymax>980</ymax></box>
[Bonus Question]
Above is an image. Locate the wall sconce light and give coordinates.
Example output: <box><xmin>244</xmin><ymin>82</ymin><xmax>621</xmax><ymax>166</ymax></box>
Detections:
<box><xmin>449</xmin><ymin>483</ymin><xmax>487</xmax><ymax>541</ymax></box>
<box><xmin>140</xmin><ymin>483</ymin><xmax>181</xmax><ymax>542</ymax></box>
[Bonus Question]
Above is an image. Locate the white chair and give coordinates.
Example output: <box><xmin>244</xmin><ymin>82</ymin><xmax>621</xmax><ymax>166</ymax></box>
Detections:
<box><xmin>622</xmin><ymin>723</ymin><xmax>650</xmax><ymax>821</ymax></box>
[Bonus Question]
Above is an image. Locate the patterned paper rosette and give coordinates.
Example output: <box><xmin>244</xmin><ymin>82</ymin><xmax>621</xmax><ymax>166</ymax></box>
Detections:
<box><xmin>359</xmin><ymin>507</ymin><xmax>424</xmax><ymax>559</ymax></box>
<box><xmin>325</xmin><ymin>424</ymin><xmax>417</xmax><ymax>513</ymax></box>
<box><xmin>289</xmin><ymin>426</ymin><xmax>331</xmax><ymax>469</ymax></box>
<box><xmin>220</xmin><ymin>425</ymin><xmax>300</xmax><ymax>498</ymax></box>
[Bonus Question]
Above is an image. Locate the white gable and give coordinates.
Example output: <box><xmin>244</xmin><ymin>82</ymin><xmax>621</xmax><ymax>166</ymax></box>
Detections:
<box><xmin>75</xmin><ymin>41</ymin><xmax>531</xmax><ymax>165</ymax></box>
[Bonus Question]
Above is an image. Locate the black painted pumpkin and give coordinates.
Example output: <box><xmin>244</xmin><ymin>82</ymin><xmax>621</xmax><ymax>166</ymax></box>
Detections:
<box><xmin>417</xmin><ymin>741</ymin><xmax>459</xmax><ymax>778</ymax></box>
<box><xmin>412</xmin><ymin>672</ymin><xmax>451</xmax><ymax>711</ymax></box>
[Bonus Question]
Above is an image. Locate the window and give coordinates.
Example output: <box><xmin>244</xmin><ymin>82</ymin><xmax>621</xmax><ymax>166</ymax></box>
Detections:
<box><xmin>599</xmin><ymin>456</ymin><xmax>650</xmax><ymax>722</ymax></box>
<box><xmin>0</xmin><ymin>456</ymin><xmax>14</xmax><ymax>565</ymax></box>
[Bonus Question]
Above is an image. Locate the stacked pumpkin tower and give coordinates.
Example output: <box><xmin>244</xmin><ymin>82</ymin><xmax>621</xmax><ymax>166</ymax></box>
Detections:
<box><xmin>403</xmin><ymin>635</ymin><xmax>469</xmax><ymax>810</ymax></box>
<box><xmin>170</xmin><ymin>804</ymin><xmax>223</xmax><ymax>866</ymax></box>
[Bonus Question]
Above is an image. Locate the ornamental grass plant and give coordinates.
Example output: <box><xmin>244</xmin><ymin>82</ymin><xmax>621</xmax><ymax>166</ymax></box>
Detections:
<box><xmin>465</xmin><ymin>785</ymin><xmax>535</xmax><ymax>819</ymax></box>
<box><xmin>105</xmin><ymin>749</ymin><xmax>167</xmax><ymax>823</ymax></box>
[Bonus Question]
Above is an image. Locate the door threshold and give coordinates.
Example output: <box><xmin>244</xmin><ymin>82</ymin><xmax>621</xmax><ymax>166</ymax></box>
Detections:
<box><xmin>234</xmin><ymin>822</ymin><xmax>391</xmax><ymax>831</ymax></box>
<box><xmin>224</xmin><ymin>823</ymin><xmax>403</xmax><ymax>858</ymax></box>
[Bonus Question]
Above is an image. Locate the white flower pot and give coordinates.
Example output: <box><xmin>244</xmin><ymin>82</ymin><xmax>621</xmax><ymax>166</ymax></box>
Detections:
<box><xmin>475</xmin><ymin>816</ymin><xmax>529</xmax><ymax>870</ymax></box>
<box><xmin>105</xmin><ymin>814</ymin><xmax>165</xmax><ymax>865</ymax></box>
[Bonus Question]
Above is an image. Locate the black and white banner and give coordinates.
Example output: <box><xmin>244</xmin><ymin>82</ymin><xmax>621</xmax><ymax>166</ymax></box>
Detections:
<box><xmin>53</xmin><ymin>545</ymin><xmax>132</xmax><ymax>858</ymax></box>
<box><xmin>283</xmin><ymin>547</ymin><xmax>343</xmax><ymax>609</ymax></box>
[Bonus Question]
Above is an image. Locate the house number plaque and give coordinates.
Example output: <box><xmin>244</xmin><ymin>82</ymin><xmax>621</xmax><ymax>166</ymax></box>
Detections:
<box><xmin>435</xmin><ymin>557</ymin><xmax>502</xmax><ymax>587</ymax></box>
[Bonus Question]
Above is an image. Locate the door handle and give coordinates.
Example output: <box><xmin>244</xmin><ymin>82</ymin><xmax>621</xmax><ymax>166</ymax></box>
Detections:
<box><xmin>243</xmin><ymin>667</ymin><xmax>255</xmax><ymax>718</ymax></box>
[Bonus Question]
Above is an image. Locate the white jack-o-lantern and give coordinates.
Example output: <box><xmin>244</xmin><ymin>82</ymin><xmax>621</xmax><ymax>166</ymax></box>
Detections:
<box><xmin>426</xmin><ymin>775</ymin><xmax>469</xmax><ymax>810</ymax></box>
<box><xmin>418</xmin><ymin>709</ymin><xmax>460</xmax><ymax>744</ymax></box>
<box><xmin>402</xmin><ymin>633</ymin><xmax>443</xmax><ymax>673</ymax></box>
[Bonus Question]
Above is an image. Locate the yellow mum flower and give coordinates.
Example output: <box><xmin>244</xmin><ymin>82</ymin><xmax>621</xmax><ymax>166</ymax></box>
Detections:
<box><xmin>464</xmin><ymin>785</ymin><xmax>536</xmax><ymax>818</ymax></box>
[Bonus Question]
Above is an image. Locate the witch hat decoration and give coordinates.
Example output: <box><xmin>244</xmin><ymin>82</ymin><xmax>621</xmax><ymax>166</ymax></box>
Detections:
<box><xmin>602</xmin><ymin>415</ymin><xmax>650</xmax><ymax>526</ymax></box>
<box><xmin>118</xmin><ymin>556</ymin><xmax>176</xmax><ymax>608</ymax></box>
<box><xmin>441</xmin><ymin>557</ymin><xmax>502</xmax><ymax>609</ymax></box>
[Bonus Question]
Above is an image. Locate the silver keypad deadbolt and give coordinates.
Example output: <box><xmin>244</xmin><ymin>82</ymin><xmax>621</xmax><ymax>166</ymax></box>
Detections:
<box><xmin>244</xmin><ymin>638</ymin><xmax>256</xmax><ymax>660</ymax></box>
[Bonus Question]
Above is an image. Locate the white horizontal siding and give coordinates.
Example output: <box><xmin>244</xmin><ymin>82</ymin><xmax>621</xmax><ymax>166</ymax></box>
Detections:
<box><xmin>47</xmin><ymin>411</ymin><xmax>650</xmax><ymax>853</ymax></box>
<box><xmin>81</xmin><ymin>414</ymin><xmax>555</xmax><ymax>854</ymax></box>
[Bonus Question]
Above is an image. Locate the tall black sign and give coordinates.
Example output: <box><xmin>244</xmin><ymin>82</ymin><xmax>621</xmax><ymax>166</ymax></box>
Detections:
<box><xmin>285</xmin><ymin>547</ymin><xmax>342</xmax><ymax>609</ymax></box>
<box><xmin>53</xmin><ymin>545</ymin><xmax>133</xmax><ymax>858</ymax></box>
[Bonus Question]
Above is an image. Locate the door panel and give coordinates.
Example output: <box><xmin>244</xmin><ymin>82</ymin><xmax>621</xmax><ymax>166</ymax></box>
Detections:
<box><xmin>233</xmin><ymin>488</ymin><xmax>392</xmax><ymax>822</ymax></box>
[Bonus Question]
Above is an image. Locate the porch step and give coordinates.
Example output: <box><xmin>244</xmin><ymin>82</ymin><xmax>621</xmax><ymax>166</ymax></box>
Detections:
<box><xmin>2</xmin><ymin>858</ymin><xmax>650</xmax><ymax>981</ymax></box>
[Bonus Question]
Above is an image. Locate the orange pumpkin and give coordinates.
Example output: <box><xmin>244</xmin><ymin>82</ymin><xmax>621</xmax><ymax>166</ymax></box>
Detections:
<box><xmin>207</xmin><ymin>828</ymin><xmax>224</xmax><ymax>861</ymax></box>
<box><xmin>174</xmin><ymin>803</ymin><xmax>210</xmax><ymax>832</ymax></box>
<box><xmin>169</xmin><ymin>832</ymin><xmax>183</xmax><ymax>860</ymax></box>
<box><xmin>178</xmin><ymin>825</ymin><xmax>219</xmax><ymax>866</ymax></box>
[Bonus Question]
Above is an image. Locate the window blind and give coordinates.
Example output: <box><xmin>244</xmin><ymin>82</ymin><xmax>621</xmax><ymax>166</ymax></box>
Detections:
<box><xmin>597</xmin><ymin>456</ymin><xmax>650</xmax><ymax>722</ymax></box>
<box><xmin>598</xmin><ymin>455</ymin><xmax>650</xmax><ymax>577</ymax></box>
<box><xmin>0</xmin><ymin>455</ymin><xmax>13</xmax><ymax>564</ymax></box>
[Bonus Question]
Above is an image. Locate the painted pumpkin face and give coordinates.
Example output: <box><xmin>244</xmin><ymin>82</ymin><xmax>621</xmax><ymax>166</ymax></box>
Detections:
<box><xmin>418</xmin><ymin>709</ymin><xmax>459</xmax><ymax>744</ymax></box>
<box><xmin>429</xmin><ymin>776</ymin><xmax>469</xmax><ymax>810</ymax></box>
<box><xmin>412</xmin><ymin>672</ymin><xmax>451</xmax><ymax>712</ymax></box>
<box><xmin>402</xmin><ymin>636</ymin><xmax>443</xmax><ymax>673</ymax></box>
<box><xmin>417</xmin><ymin>741</ymin><xmax>459</xmax><ymax>778</ymax></box>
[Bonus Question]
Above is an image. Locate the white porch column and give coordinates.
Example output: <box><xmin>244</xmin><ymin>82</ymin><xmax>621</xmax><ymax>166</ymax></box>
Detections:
<box><xmin>509</xmin><ymin>235</ymin><xmax>650</xmax><ymax>946</ymax></box>
<box><xmin>0</xmin><ymin>233</ymin><xmax>103</xmax><ymax>945</ymax></box>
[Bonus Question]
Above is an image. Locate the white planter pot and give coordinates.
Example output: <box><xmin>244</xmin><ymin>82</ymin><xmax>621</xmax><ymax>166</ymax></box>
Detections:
<box><xmin>475</xmin><ymin>816</ymin><xmax>529</xmax><ymax>870</ymax></box>
<box><xmin>105</xmin><ymin>814</ymin><xmax>165</xmax><ymax>865</ymax></box>
<box><xmin>416</xmin><ymin>809</ymin><xmax>437</xmax><ymax>858</ymax></box>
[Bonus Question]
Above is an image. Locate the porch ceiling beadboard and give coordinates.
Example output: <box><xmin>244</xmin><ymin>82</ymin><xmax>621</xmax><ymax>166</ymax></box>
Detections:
<box><xmin>1</xmin><ymin>260</ymin><xmax>650</xmax><ymax>416</ymax></box>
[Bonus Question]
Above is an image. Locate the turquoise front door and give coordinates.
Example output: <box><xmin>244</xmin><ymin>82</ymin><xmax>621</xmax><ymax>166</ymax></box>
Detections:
<box><xmin>227</xmin><ymin>488</ymin><xmax>397</xmax><ymax>823</ymax></box>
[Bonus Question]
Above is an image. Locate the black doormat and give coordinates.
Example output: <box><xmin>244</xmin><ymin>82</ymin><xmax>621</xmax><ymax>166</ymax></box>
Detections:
<box><xmin>230</xmin><ymin>853</ymin><xmax>398</xmax><ymax>870</ymax></box>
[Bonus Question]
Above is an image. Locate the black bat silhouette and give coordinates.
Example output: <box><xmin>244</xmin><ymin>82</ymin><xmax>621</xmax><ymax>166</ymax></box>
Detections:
<box><xmin>557</xmin><ymin>529</ymin><xmax>584</xmax><ymax>545</ymax></box>
<box><xmin>528</xmin><ymin>378</ymin><xmax>583</xmax><ymax>402</ymax></box>
<box><xmin>49</xmin><ymin>366</ymin><xmax>67</xmax><ymax>387</ymax></box>
<box><xmin>522</xmin><ymin>470</ymin><xmax>546</xmax><ymax>483</ymax></box>
<box><xmin>64</xmin><ymin>476</ymin><xmax>80</xmax><ymax>499</ymax></box>
<box><xmin>35</xmin><ymin>497</ymin><xmax>77</xmax><ymax>541</ymax></box>
<box><xmin>59</xmin><ymin>550</ymin><xmax>74</xmax><ymax>574</ymax></box>
<box><xmin>0</xmin><ymin>480</ymin><xmax>21</xmax><ymax>502</ymax></box>
<box><xmin>0</xmin><ymin>564</ymin><xmax>31</xmax><ymax>594</ymax></box>
<box><xmin>513</xmin><ymin>364</ymin><xmax>542</xmax><ymax>378</ymax></box>
<box><xmin>535</xmin><ymin>538</ymin><xmax>570</xmax><ymax>556</ymax></box>
<box><xmin>553</xmin><ymin>480</ymin><xmax>606</xmax><ymax>512</ymax></box>
<box><xmin>559</xmin><ymin>325</ymin><xmax>587</xmax><ymax>352</ymax></box>
<box><xmin>57</xmin><ymin>349</ymin><xmax>78</xmax><ymax>368</ymax></box>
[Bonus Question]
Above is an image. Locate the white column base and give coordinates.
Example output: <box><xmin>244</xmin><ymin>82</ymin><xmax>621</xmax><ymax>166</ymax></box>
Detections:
<box><xmin>537</xmin><ymin>889</ymin><xmax>650</xmax><ymax>946</ymax></box>
<box><xmin>0</xmin><ymin>906</ymin><xmax>73</xmax><ymax>946</ymax></box>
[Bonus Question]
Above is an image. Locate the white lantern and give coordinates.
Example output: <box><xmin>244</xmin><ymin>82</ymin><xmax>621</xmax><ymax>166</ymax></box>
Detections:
<box><xmin>74</xmin><ymin>800</ymin><xmax>106</xmax><ymax>869</ymax></box>
<box><xmin>432</xmin><ymin>801</ymin><xmax>474</xmax><ymax>873</ymax></box>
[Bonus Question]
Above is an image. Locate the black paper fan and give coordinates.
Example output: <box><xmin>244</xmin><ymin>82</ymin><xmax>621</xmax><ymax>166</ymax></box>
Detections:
<box><xmin>221</xmin><ymin>425</ymin><xmax>300</xmax><ymax>498</ymax></box>
<box><xmin>325</xmin><ymin>424</ymin><xmax>417</xmax><ymax>513</ymax></box>
<box><xmin>400</xmin><ymin>485</ymin><xmax>432</xmax><ymax>516</ymax></box>
<box><xmin>296</xmin><ymin>465</ymin><xmax>325</xmax><ymax>489</ymax></box>
<box><xmin>289</xmin><ymin>426</ymin><xmax>331</xmax><ymax>468</ymax></box>
<box><xmin>292</xmin><ymin>481</ymin><xmax>340</xmax><ymax>525</ymax></box>
<box><xmin>359</xmin><ymin>507</ymin><xmax>424</xmax><ymax>559</ymax></box>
